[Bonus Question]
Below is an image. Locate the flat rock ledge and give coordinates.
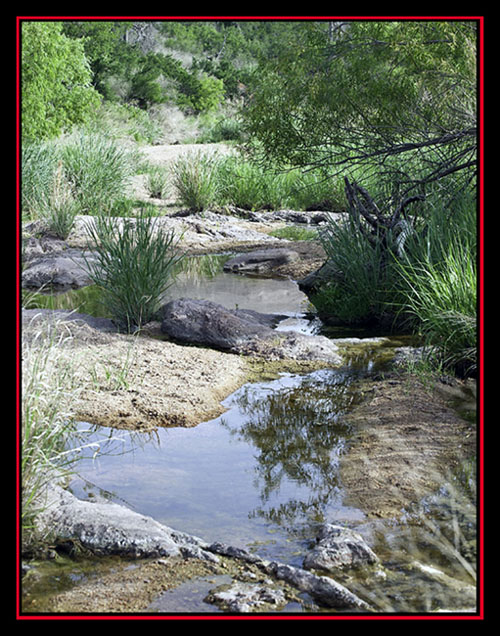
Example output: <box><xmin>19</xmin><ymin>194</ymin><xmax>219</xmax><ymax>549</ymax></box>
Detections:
<box><xmin>35</xmin><ymin>485</ymin><xmax>371</xmax><ymax>612</ymax></box>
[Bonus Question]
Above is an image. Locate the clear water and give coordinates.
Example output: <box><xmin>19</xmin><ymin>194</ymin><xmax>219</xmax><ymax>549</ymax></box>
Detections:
<box><xmin>68</xmin><ymin>356</ymin><xmax>477</xmax><ymax>614</ymax></box>
<box><xmin>70</xmin><ymin>367</ymin><xmax>367</xmax><ymax>566</ymax></box>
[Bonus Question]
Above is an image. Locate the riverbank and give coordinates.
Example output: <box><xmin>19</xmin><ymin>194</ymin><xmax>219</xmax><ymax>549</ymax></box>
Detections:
<box><xmin>20</xmin><ymin>147</ymin><xmax>477</xmax><ymax>613</ymax></box>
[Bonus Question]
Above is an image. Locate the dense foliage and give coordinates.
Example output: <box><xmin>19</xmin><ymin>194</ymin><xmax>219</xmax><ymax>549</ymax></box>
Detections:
<box><xmin>243</xmin><ymin>20</ymin><xmax>477</xmax><ymax>199</ymax></box>
<box><xmin>21</xmin><ymin>22</ymin><xmax>101</xmax><ymax>140</ymax></box>
<box><xmin>20</xmin><ymin>18</ymin><xmax>479</xmax><ymax>376</ymax></box>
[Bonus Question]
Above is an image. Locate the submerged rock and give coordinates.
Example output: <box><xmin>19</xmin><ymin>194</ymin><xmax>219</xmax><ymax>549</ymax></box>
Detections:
<box><xmin>33</xmin><ymin>486</ymin><xmax>372</xmax><ymax>612</ymax></box>
<box><xmin>303</xmin><ymin>524</ymin><xmax>379</xmax><ymax>572</ymax></box>
<box><xmin>160</xmin><ymin>298</ymin><xmax>342</xmax><ymax>364</ymax></box>
<box><xmin>266</xmin><ymin>561</ymin><xmax>371</xmax><ymax>610</ymax></box>
<box><xmin>223</xmin><ymin>248</ymin><xmax>299</xmax><ymax>275</ymax></box>
<box><xmin>208</xmin><ymin>541</ymin><xmax>371</xmax><ymax>610</ymax></box>
<box><xmin>206</xmin><ymin>581</ymin><xmax>287</xmax><ymax>613</ymax></box>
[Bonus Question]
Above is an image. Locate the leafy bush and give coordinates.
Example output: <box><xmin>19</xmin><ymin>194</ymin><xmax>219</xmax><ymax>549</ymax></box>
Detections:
<box><xmin>83</xmin><ymin>212</ymin><xmax>184</xmax><ymax>331</ymax></box>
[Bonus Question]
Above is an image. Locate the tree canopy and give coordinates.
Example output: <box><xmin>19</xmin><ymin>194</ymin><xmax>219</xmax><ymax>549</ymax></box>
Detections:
<box><xmin>242</xmin><ymin>20</ymin><xmax>478</xmax><ymax>199</ymax></box>
<box><xmin>21</xmin><ymin>21</ymin><xmax>101</xmax><ymax>141</ymax></box>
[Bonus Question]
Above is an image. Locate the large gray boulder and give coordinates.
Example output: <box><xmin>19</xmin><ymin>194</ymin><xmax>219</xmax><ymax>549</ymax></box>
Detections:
<box><xmin>160</xmin><ymin>298</ymin><xmax>342</xmax><ymax>364</ymax></box>
<box><xmin>160</xmin><ymin>298</ymin><xmax>280</xmax><ymax>350</ymax></box>
<box><xmin>35</xmin><ymin>485</ymin><xmax>218</xmax><ymax>562</ymax></box>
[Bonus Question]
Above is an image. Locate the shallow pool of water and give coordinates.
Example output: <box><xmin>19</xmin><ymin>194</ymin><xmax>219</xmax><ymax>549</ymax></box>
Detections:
<box><xmin>70</xmin><ymin>368</ymin><xmax>366</xmax><ymax>566</ymax></box>
<box><xmin>23</xmin><ymin>253</ymin><xmax>313</xmax><ymax>325</ymax></box>
<box><xmin>67</xmin><ymin>355</ymin><xmax>476</xmax><ymax>614</ymax></box>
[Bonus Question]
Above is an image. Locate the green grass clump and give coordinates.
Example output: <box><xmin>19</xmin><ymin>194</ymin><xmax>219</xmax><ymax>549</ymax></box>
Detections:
<box><xmin>60</xmin><ymin>132</ymin><xmax>133</xmax><ymax>215</ymax></box>
<box><xmin>313</xmin><ymin>187</ymin><xmax>477</xmax><ymax>376</ymax></box>
<box><xmin>21</xmin><ymin>320</ymin><xmax>84</xmax><ymax>547</ymax></box>
<box><xmin>21</xmin><ymin>141</ymin><xmax>59</xmax><ymax>220</ymax></box>
<box><xmin>396</xmin><ymin>232</ymin><xmax>477</xmax><ymax>377</ymax></box>
<box><xmin>171</xmin><ymin>151</ymin><xmax>221</xmax><ymax>212</ymax></box>
<box><xmin>83</xmin><ymin>212</ymin><xmax>184</xmax><ymax>332</ymax></box>
<box><xmin>268</xmin><ymin>225</ymin><xmax>318</xmax><ymax>241</ymax></box>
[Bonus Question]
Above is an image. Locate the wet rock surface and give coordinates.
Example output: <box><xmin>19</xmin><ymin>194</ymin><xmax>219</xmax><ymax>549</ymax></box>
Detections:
<box><xmin>22</xmin><ymin>248</ymin><xmax>97</xmax><ymax>291</ymax></box>
<box><xmin>36</xmin><ymin>485</ymin><xmax>219</xmax><ymax>562</ymax></box>
<box><xmin>206</xmin><ymin>581</ymin><xmax>287</xmax><ymax>613</ymax></box>
<box><xmin>32</xmin><ymin>485</ymin><xmax>372</xmax><ymax>613</ymax></box>
<box><xmin>303</xmin><ymin>524</ymin><xmax>379</xmax><ymax>572</ymax></box>
<box><xmin>223</xmin><ymin>247</ymin><xmax>300</xmax><ymax>275</ymax></box>
<box><xmin>161</xmin><ymin>297</ymin><xmax>343</xmax><ymax>363</ymax></box>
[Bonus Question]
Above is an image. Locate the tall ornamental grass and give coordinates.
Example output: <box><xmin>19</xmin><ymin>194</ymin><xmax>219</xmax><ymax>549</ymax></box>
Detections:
<box><xmin>171</xmin><ymin>151</ymin><xmax>221</xmax><ymax>212</ymax></box>
<box><xmin>83</xmin><ymin>212</ymin><xmax>185</xmax><ymax>332</ymax></box>
<box><xmin>313</xmin><ymin>213</ymin><xmax>396</xmax><ymax>324</ymax></box>
<box><xmin>314</xmin><ymin>185</ymin><xmax>477</xmax><ymax>376</ymax></box>
<box><xmin>60</xmin><ymin>132</ymin><xmax>133</xmax><ymax>214</ymax></box>
<box><xmin>21</xmin><ymin>320</ymin><xmax>84</xmax><ymax>547</ymax></box>
<box><xmin>216</xmin><ymin>155</ymin><xmax>293</xmax><ymax>211</ymax></box>
<box><xmin>21</xmin><ymin>141</ymin><xmax>58</xmax><ymax>220</ymax></box>
<box><xmin>22</xmin><ymin>132</ymin><xmax>134</xmax><ymax>221</ymax></box>
<box><xmin>395</xmin><ymin>201</ymin><xmax>477</xmax><ymax>376</ymax></box>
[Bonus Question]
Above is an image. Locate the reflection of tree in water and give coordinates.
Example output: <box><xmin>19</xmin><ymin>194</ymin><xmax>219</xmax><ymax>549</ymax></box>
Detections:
<box><xmin>221</xmin><ymin>370</ymin><xmax>362</xmax><ymax>532</ymax></box>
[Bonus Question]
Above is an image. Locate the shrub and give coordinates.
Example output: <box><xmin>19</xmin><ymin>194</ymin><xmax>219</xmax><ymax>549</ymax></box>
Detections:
<box><xmin>83</xmin><ymin>212</ymin><xmax>184</xmax><ymax>331</ymax></box>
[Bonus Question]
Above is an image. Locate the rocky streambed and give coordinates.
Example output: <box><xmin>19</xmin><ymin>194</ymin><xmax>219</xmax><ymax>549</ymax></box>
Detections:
<box><xmin>20</xmin><ymin>208</ymin><xmax>477</xmax><ymax>616</ymax></box>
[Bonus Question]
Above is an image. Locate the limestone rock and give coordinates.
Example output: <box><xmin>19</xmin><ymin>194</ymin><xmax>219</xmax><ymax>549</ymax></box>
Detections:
<box><xmin>303</xmin><ymin>524</ymin><xmax>379</xmax><ymax>572</ymax></box>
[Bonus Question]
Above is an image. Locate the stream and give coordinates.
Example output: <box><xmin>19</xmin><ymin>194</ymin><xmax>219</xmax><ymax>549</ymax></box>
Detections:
<box><xmin>22</xmin><ymin>254</ymin><xmax>477</xmax><ymax>615</ymax></box>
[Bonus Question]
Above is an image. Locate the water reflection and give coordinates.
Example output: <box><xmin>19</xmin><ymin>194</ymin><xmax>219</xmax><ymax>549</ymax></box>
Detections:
<box><xmin>220</xmin><ymin>370</ymin><xmax>363</xmax><ymax>533</ymax></box>
<box><xmin>69</xmin><ymin>369</ymin><xmax>366</xmax><ymax>561</ymax></box>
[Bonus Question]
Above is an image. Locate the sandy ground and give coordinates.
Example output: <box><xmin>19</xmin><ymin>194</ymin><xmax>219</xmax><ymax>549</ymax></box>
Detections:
<box><xmin>22</xmin><ymin>312</ymin><xmax>250</xmax><ymax>431</ymax></box>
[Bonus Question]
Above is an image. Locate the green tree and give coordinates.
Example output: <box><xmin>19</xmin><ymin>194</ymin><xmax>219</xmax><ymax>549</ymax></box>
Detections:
<box><xmin>243</xmin><ymin>20</ymin><xmax>477</xmax><ymax>198</ymax></box>
<box><xmin>62</xmin><ymin>21</ymin><xmax>135</xmax><ymax>99</ymax></box>
<box><xmin>21</xmin><ymin>21</ymin><xmax>101</xmax><ymax>141</ymax></box>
